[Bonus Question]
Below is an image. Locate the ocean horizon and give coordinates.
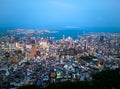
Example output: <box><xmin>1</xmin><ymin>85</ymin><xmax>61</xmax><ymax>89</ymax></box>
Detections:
<box><xmin>0</xmin><ymin>27</ymin><xmax>120</xmax><ymax>40</ymax></box>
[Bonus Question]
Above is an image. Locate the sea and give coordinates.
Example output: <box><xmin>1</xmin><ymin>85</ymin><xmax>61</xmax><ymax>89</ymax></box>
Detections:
<box><xmin>0</xmin><ymin>27</ymin><xmax>120</xmax><ymax>40</ymax></box>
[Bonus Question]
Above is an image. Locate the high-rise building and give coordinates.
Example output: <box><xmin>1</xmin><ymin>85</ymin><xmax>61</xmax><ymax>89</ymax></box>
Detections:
<box><xmin>31</xmin><ymin>45</ymin><xmax>36</xmax><ymax>57</ymax></box>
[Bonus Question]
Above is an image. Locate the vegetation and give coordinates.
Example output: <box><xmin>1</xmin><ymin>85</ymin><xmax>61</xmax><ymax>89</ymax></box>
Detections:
<box><xmin>80</xmin><ymin>56</ymin><xmax>96</xmax><ymax>61</ymax></box>
<box><xmin>92</xmin><ymin>68</ymin><xmax>120</xmax><ymax>89</ymax></box>
<box><xmin>18</xmin><ymin>85</ymin><xmax>41</xmax><ymax>89</ymax></box>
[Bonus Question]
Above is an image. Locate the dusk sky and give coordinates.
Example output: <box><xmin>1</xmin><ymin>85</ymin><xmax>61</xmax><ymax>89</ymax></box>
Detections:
<box><xmin>0</xmin><ymin>0</ymin><xmax>120</xmax><ymax>29</ymax></box>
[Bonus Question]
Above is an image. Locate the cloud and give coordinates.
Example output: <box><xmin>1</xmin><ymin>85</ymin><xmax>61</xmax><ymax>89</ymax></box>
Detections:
<box><xmin>65</xmin><ymin>26</ymin><xmax>80</xmax><ymax>29</ymax></box>
<box><xmin>50</xmin><ymin>1</ymin><xmax>74</xmax><ymax>9</ymax></box>
<box><xmin>96</xmin><ymin>16</ymin><xmax>104</xmax><ymax>22</ymax></box>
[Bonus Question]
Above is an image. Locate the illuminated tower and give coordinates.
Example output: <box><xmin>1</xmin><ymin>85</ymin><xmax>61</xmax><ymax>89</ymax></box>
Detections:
<box><xmin>62</xmin><ymin>35</ymin><xmax>65</xmax><ymax>40</ymax></box>
<box><xmin>31</xmin><ymin>45</ymin><xmax>36</xmax><ymax>57</ymax></box>
<box><xmin>85</xmin><ymin>41</ymin><xmax>88</xmax><ymax>50</ymax></box>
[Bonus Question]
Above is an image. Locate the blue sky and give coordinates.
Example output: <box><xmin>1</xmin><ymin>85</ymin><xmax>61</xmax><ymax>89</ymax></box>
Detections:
<box><xmin>0</xmin><ymin>0</ymin><xmax>120</xmax><ymax>29</ymax></box>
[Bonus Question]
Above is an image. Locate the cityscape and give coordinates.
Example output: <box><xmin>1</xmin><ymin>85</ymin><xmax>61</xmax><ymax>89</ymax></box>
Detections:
<box><xmin>0</xmin><ymin>29</ymin><xmax>120</xmax><ymax>89</ymax></box>
<box><xmin>0</xmin><ymin>0</ymin><xmax>120</xmax><ymax>89</ymax></box>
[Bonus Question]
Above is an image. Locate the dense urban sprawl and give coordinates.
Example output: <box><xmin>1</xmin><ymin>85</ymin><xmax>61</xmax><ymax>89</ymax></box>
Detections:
<box><xmin>0</xmin><ymin>30</ymin><xmax>120</xmax><ymax>88</ymax></box>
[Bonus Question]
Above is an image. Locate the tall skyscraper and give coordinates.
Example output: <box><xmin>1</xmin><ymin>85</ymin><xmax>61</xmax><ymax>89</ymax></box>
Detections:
<box><xmin>30</xmin><ymin>45</ymin><xmax>36</xmax><ymax>58</ymax></box>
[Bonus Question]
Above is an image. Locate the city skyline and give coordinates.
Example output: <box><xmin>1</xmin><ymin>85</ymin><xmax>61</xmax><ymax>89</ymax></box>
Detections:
<box><xmin>0</xmin><ymin>0</ymin><xmax>120</xmax><ymax>29</ymax></box>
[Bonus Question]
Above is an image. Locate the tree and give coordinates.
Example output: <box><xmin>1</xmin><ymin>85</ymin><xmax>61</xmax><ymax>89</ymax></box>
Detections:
<box><xmin>18</xmin><ymin>85</ymin><xmax>41</xmax><ymax>89</ymax></box>
<box><xmin>92</xmin><ymin>69</ymin><xmax>120</xmax><ymax>89</ymax></box>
